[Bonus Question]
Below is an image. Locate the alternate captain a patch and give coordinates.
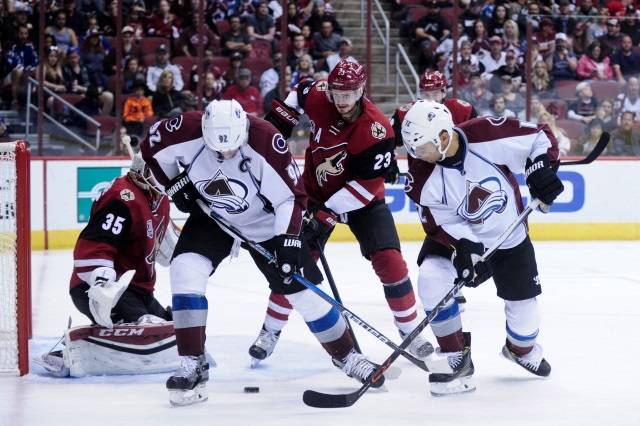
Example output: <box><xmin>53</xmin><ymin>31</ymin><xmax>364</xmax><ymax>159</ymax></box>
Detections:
<box><xmin>371</xmin><ymin>122</ymin><xmax>386</xmax><ymax>139</ymax></box>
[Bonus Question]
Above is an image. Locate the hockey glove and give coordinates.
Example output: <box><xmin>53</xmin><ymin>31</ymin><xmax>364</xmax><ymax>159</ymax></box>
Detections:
<box><xmin>525</xmin><ymin>154</ymin><xmax>564</xmax><ymax>212</ymax></box>
<box><xmin>385</xmin><ymin>158</ymin><xmax>400</xmax><ymax>185</ymax></box>
<box><xmin>452</xmin><ymin>239</ymin><xmax>493</xmax><ymax>288</ymax></box>
<box><xmin>264</xmin><ymin>98</ymin><xmax>300</xmax><ymax>139</ymax></box>
<box><xmin>274</xmin><ymin>234</ymin><xmax>302</xmax><ymax>284</ymax></box>
<box><xmin>87</xmin><ymin>267</ymin><xmax>131</xmax><ymax>328</ymax></box>
<box><xmin>165</xmin><ymin>170</ymin><xmax>205</xmax><ymax>215</ymax></box>
<box><xmin>303</xmin><ymin>205</ymin><xmax>338</xmax><ymax>241</ymax></box>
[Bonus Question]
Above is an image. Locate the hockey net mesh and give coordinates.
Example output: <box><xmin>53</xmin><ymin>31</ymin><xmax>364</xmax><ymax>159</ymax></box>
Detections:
<box><xmin>0</xmin><ymin>142</ymin><xmax>19</xmax><ymax>373</ymax></box>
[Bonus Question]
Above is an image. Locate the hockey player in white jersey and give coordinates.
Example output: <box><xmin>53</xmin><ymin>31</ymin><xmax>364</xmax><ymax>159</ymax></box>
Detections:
<box><xmin>140</xmin><ymin>100</ymin><xmax>391</xmax><ymax>406</ymax></box>
<box><xmin>401</xmin><ymin>100</ymin><xmax>564</xmax><ymax>396</ymax></box>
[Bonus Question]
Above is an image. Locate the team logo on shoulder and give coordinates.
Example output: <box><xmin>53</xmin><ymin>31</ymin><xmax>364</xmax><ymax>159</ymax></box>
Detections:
<box><xmin>120</xmin><ymin>189</ymin><xmax>135</xmax><ymax>201</ymax></box>
<box><xmin>146</xmin><ymin>219</ymin><xmax>153</xmax><ymax>238</ymax></box>
<box><xmin>456</xmin><ymin>99</ymin><xmax>471</xmax><ymax>107</ymax></box>
<box><xmin>457</xmin><ymin>178</ymin><xmax>508</xmax><ymax>225</ymax></box>
<box><xmin>165</xmin><ymin>116</ymin><xmax>183</xmax><ymax>132</ymax></box>
<box><xmin>316</xmin><ymin>81</ymin><xmax>328</xmax><ymax>91</ymax></box>
<box><xmin>196</xmin><ymin>170</ymin><xmax>250</xmax><ymax>214</ymax></box>
<box><xmin>272</xmin><ymin>134</ymin><xmax>289</xmax><ymax>154</ymax></box>
<box><xmin>371</xmin><ymin>122</ymin><xmax>386</xmax><ymax>139</ymax></box>
<box><xmin>399</xmin><ymin>103</ymin><xmax>412</xmax><ymax>111</ymax></box>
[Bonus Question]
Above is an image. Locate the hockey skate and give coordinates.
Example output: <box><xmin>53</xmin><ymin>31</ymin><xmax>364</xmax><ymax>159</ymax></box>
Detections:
<box><xmin>454</xmin><ymin>289</ymin><xmax>467</xmax><ymax>313</ymax></box>
<box><xmin>166</xmin><ymin>354</ymin><xmax>210</xmax><ymax>406</ymax></box>
<box><xmin>34</xmin><ymin>350</ymin><xmax>70</xmax><ymax>377</ymax></box>
<box><xmin>399</xmin><ymin>330</ymin><xmax>434</xmax><ymax>361</ymax></box>
<box><xmin>249</xmin><ymin>325</ymin><xmax>281</xmax><ymax>368</ymax></box>
<box><xmin>501</xmin><ymin>341</ymin><xmax>551</xmax><ymax>377</ymax></box>
<box><xmin>332</xmin><ymin>349</ymin><xmax>398</xmax><ymax>390</ymax></box>
<box><xmin>429</xmin><ymin>332</ymin><xmax>476</xmax><ymax>396</ymax></box>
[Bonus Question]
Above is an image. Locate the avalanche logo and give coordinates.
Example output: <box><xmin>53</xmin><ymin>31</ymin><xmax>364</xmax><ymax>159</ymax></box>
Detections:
<box><xmin>316</xmin><ymin>150</ymin><xmax>347</xmax><ymax>186</ymax></box>
<box><xmin>272</xmin><ymin>134</ymin><xmax>289</xmax><ymax>154</ymax></box>
<box><xmin>457</xmin><ymin>177</ymin><xmax>508</xmax><ymax>225</ymax></box>
<box><xmin>197</xmin><ymin>170</ymin><xmax>249</xmax><ymax>214</ymax></box>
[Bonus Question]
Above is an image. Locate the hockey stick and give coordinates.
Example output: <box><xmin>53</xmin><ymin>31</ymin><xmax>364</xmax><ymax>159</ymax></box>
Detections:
<box><xmin>302</xmin><ymin>198</ymin><xmax>543</xmax><ymax>408</ymax></box>
<box><xmin>315</xmin><ymin>238</ymin><xmax>362</xmax><ymax>354</ymax></box>
<box><xmin>195</xmin><ymin>200</ymin><xmax>433</xmax><ymax>373</ymax></box>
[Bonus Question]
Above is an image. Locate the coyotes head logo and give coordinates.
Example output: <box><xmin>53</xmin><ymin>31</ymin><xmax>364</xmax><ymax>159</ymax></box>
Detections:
<box><xmin>316</xmin><ymin>150</ymin><xmax>347</xmax><ymax>186</ymax></box>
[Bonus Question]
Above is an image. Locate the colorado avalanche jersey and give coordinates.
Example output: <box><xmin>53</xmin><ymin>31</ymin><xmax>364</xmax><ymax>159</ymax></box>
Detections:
<box><xmin>404</xmin><ymin>117</ymin><xmax>559</xmax><ymax>250</ymax></box>
<box><xmin>70</xmin><ymin>175</ymin><xmax>171</xmax><ymax>292</ymax></box>
<box><xmin>141</xmin><ymin>112</ymin><xmax>306</xmax><ymax>243</ymax></box>
<box><xmin>284</xmin><ymin>79</ymin><xmax>395</xmax><ymax>214</ymax></box>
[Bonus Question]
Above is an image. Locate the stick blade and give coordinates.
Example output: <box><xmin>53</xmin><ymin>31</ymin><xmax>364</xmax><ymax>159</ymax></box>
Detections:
<box><xmin>303</xmin><ymin>390</ymin><xmax>353</xmax><ymax>408</ymax></box>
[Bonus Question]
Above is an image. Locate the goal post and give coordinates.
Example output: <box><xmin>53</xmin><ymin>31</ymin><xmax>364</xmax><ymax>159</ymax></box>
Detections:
<box><xmin>0</xmin><ymin>141</ymin><xmax>31</xmax><ymax>376</ymax></box>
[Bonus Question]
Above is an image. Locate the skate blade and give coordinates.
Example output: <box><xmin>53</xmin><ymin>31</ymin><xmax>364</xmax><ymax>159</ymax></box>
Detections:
<box><xmin>169</xmin><ymin>385</ymin><xmax>209</xmax><ymax>406</ymax></box>
<box><xmin>250</xmin><ymin>357</ymin><xmax>263</xmax><ymax>368</ymax></box>
<box><xmin>33</xmin><ymin>357</ymin><xmax>70</xmax><ymax>377</ymax></box>
<box><xmin>430</xmin><ymin>376</ymin><xmax>476</xmax><ymax>397</ymax></box>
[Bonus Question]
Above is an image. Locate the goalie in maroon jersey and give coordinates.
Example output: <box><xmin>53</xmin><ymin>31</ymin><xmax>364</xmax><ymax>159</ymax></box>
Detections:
<box><xmin>253</xmin><ymin>59</ymin><xmax>434</xmax><ymax>366</ymax></box>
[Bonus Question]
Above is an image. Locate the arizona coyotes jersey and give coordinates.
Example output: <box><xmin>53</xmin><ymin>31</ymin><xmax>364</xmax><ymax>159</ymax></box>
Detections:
<box><xmin>285</xmin><ymin>79</ymin><xmax>395</xmax><ymax>214</ymax></box>
<box><xmin>405</xmin><ymin>116</ymin><xmax>559</xmax><ymax>250</ymax></box>
<box><xmin>391</xmin><ymin>98</ymin><xmax>477</xmax><ymax>148</ymax></box>
<box><xmin>141</xmin><ymin>112</ymin><xmax>306</xmax><ymax>243</ymax></box>
<box><xmin>70</xmin><ymin>176</ymin><xmax>171</xmax><ymax>292</ymax></box>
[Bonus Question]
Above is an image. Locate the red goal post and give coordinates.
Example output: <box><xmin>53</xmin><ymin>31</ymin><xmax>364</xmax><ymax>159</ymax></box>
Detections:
<box><xmin>0</xmin><ymin>141</ymin><xmax>31</xmax><ymax>376</ymax></box>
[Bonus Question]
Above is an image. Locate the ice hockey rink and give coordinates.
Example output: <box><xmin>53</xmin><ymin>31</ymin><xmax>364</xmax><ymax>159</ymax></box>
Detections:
<box><xmin>1</xmin><ymin>240</ymin><xmax>639</xmax><ymax>426</ymax></box>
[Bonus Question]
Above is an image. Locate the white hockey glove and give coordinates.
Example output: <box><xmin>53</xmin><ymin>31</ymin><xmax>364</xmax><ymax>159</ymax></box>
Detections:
<box><xmin>87</xmin><ymin>268</ymin><xmax>133</xmax><ymax>329</ymax></box>
<box><xmin>156</xmin><ymin>221</ymin><xmax>181</xmax><ymax>267</ymax></box>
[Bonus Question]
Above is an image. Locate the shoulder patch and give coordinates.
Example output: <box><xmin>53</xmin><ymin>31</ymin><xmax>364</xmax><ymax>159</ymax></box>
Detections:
<box><xmin>371</xmin><ymin>122</ymin><xmax>387</xmax><ymax>139</ymax></box>
<box><xmin>120</xmin><ymin>189</ymin><xmax>135</xmax><ymax>201</ymax></box>
<box><xmin>315</xmin><ymin>81</ymin><xmax>328</xmax><ymax>92</ymax></box>
<box><xmin>272</xmin><ymin>133</ymin><xmax>289</xmax><ymax>154</ymax></box>
<box><xmin>456</xmin><ymin>99</ymin><xmax>471</xmax><ymax>107</ymax></box>
<box><xmin>399</xmin><ymin>102</ymin><xmax>413</xmax><ymax>111</ymax></box>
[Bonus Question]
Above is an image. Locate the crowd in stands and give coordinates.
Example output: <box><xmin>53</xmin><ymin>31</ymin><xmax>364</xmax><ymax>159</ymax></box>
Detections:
<box><xmin>395</xmin><ymin>0</ymin><xmax>640</xmax><ymax>155</ymax></box>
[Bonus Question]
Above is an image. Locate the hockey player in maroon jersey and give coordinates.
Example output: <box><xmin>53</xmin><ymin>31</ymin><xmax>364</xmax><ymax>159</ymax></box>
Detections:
<box><xmin>252</xmin><ymin>59</ymin><xmax>434</xmax><ymax>366</ymax></box>
<box><xmin>387</xmin><ymin>70</ymin><xmax>479</xmax><ymax>311</ymax></box>
<box><xmin>140</xmin><ymin>100</ymin><xmax>390</xmax><ymax>406</ymax></box>
<box><xmin>401</xmin><ymin>100</ymin><xmax>564</xmax><ymax>396</ymax></box>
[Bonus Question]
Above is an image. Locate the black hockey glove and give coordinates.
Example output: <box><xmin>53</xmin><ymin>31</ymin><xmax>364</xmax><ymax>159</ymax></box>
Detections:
<box><xmin>303</xmin><ymin>205</ymin><xmax>338</xmax><ymax>241</ymax></box>
<box><xmin>264</xmin><ymin>98</ymin><xmax>300</xmax><ymax>139</ymax></box>
<box><xmin>165</xmin><ymin>170</ymin><xmax>204</xmax><ymax>215</ymax></box>
<box><xmin>452</xmin><ymin>238</ymin><xmax>493</xmax><ymax>288</ymax></box>
<box><xmin>525</xmin><ymin>154</ymin><xmax>564</xmax><ymax>212</ymax></box>
<box><xmin>274</xmin><ymin>234</ymin><xmax>302</xmax><ymax>284</ymax></box>
<box><xmin>384</xmin><ymin>159</ymin><xmax>400</xmax><ymax>185</ymax></box>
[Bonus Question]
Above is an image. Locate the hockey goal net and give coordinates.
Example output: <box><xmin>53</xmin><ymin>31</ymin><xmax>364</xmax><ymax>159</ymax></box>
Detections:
<box><xmin>0</xmin><ymin>141</ymin><xmax>31</xmax><ymax>376</ymax></box>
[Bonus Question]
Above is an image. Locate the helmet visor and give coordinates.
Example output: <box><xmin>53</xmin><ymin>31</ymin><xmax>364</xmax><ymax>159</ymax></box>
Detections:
<box><xmin>330</xmin><ymin>89</ymin><xmax>361</xmax><ymax>105</ymax></box>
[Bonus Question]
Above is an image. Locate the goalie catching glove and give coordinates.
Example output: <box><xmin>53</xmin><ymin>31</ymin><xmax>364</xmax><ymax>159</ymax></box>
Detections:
<box><xmin>87</xmin><ymin>267</ymin><xmax>133</xmax><ymax>328</ymax></box>
<box><xmin>166</xmin><ymin>170</ymin><xmax>205</xmax><ymax>216</ymax></box>
<box><xmin>525</xmin><ymin>154</ymin><xmax>564</xmax><ymax>212</ymax></box>
<box><xmin>274</xmin><ymin>234</ymin><xmax>301</xmax><ymax>284</ymax></box>
<box><xmin>264</xmin><ymin>98</ymin><xmax>299</xmax><ymax>139</ymax></box>
<box><xmin>451</xmin><ymin>239</ymin><xmax>492</xmax><ymax>288</ymax></box>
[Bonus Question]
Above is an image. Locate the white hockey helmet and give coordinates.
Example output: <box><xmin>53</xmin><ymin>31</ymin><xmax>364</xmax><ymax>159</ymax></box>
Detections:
<box><xmin>401</xmin><ymin>100</ymin><xmax>454</xmax><ymax>161</ymax></box>
<box><xmin>128</xmin><ymin>152</ymin><xmax>164</xmax><ymax>211</ymax></box>
<box><xmin>201</xmin><ymin>99</ymin><xmax>249</xmax><ymax>153</ymax></box>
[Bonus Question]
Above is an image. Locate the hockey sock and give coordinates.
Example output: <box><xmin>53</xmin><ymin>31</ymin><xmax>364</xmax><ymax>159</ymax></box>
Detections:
<box><xmin>264</xmin><ymin>292</ymin><xmax>293</xmax><ymax>332</ymax></box>
<box><xmin>172</xmin><ymin>294</ymin><xmax>207</xmax><ymax>356</ymax></box>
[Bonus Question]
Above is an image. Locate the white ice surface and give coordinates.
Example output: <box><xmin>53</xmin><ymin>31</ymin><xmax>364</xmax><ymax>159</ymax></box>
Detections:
<box><xmin>1</xmin><ymin>241</ymin><xmax>639</xmax><ymax>426</ymax></box>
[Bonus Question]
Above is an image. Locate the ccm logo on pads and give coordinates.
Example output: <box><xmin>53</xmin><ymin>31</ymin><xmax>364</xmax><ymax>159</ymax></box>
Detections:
<box><xmin>98</xmin><ymin>328</ymin><xmax>145</xmax><ymax>337</ymax></box>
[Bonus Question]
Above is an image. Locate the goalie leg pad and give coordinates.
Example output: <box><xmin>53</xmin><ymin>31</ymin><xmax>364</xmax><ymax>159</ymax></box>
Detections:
<box><xmin>34</xmin><ymin>350</ymin><xmax>70</xmax><ymax>377</ymax></box>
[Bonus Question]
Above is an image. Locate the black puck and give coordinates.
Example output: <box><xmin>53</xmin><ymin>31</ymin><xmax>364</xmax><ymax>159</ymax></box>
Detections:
<box><xmin>244</xmin><ymin>386</ymin><xmax>260</xmax><ymax>393</ymax></box>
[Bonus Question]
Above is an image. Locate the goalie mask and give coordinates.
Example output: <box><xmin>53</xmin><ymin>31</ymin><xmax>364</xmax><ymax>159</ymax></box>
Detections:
<box><xmin>401</xmin><ymin>100</ymin><xmax>454</xmax><ymax>162</ymax></box>
<box><xmin>418</xmin><ymin>71</ymin><xmax>447</xmax><ymax>103</ymax></box>
<box><xmin>128</xmin><ymin>153</ymin><xmax>165</xmax><ymax>211</ymax></box>
<box><xmin>202</xmin><ymin>99</ymin><xmax>249</xmax><ymax>157</ymax></box>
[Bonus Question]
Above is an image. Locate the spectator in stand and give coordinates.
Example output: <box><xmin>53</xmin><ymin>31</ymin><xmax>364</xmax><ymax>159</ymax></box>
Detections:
<box><xmin>323</xmin><ymin>37</ymin><xmax>356</xmax><ymax>73</ymax></box>
<box><xmin>611</xmin><ymin>110</ymin><xmax>640</xmax><ymax>155</ymax></box>
<box><xmin>492</xmin><ymin>50</ymin><xmax>524</xmax><ymax>93</ymax></box>
<box><xmin>531</xmin><ymin>59</ymin><xmax>557</xmax><ymax>99</ymax></box>
<box><xmin>620</xmin><ymin>5</ymin><xmax>640</xmax><ymax>45</ymax></box>
<box><xmin>478</xmin><ymin>36</ymin><xmax>506</xmax><ymax>83</ymax></box>
<box><xmin>570</xmin><ymin>22</ymin><xmax>590</xmax><ymax>57</ymax></box>
<box><xmin>577</xmin><ymin>40</ymin><xmax>614</xmax><ymax>81</ymax></box>
<box><xmin>125</xmin><ymin>5</ymin><xmax>148</xmax><ymax>44</ymax></box>
<box><xmin>536</xmin><ymin>18</ymin><xmax>556</xmax><ymax>58</ymax></box>
<box><xmin>516</xmin><ymin>1</ymin><xmax>541</xmax><ymax>35</ymax></box>
<box><xmin>75</xmin><ymin>0</ymin><xmax>103</xmax><ymax>18</ymax></box>
<box><xmin>167</xmin><ymin>90</ymin><xmax>197</xmax><ymax>118</ymax></box>
<box><xmin>573</xmin><ymin>0</ymin><xmax>599</xmax><ymax>24</ymax></box>
<box><xmin>460</xmin><ymin>0</ymin><xmax>483</xmax><ymax>37</ymax></box>
<box><xmin>588</xmin><ymin>7</ymin><xmax>610</xmax><ymax>43</ymax></box>
<box><xmin>44</xmin><ymin>34</ymin><xmax>57</xmax><ymax>51</ymax></box>
<box><xmin>517</xmin><ymin>95</ymin><xmax>547</xmax><ymax>123</ymax></box>
<box><xmin>97</xmin><ymin>0</ymin><xmax>118</xmax><ymax>36</ymax></box>
<box><xmin>2</xmin><ymin>23</ymin><xmax>38</xmax><ymax>109</ymax></box>
<box><xmin>66</xmin><ymin>84</ymin><xmax>102</xmax><ymax>128</ymax></box>
<box><xmin>611</xmin><ymin>35</ymin><xmax>640</xmax><ymax>84</ymax></box>
<box><xmin>1</xmin><ymin>3</ymin><xmax>33</xmax><ymax>47</ymax></box>
<box><xmin>122</xmin><ymin>57</ymin><xmax>146</xmax><ymax>95</ymax></box>
<box><xmin>260</xmin><ymin>52</ymin><xmax>282</xmax><ymax>98</ymax></box>
<box><xmin>469</xmin><ymin>19</ymin><xmax>490</xmax><ymax>54</ymax></box>
<box><xmin>235</xmin><ymin>0</ymin><xmax>257</xmax><ymax>22</ymax></box>
<box><xmin>223</xmin><ymin>68</ymin><xmax>263</xmax><ymax>116</ymax></box>
<box><xmin>287</xmin><ymin>33</ymin><xmax>308</xmax><ymax>71</ymax></box>
<box><xmin>568</xmin><ymin>81</ymin><xmax>599</xmax><ymax>125</ymax></box>
<box><xmin>246</xmin><ymin>0</ymin><xmax>276</xmax><ymax>44</ymax></box>
<box><xmin>546</xmin><ymin>32</ymin><xmax>578</xmax><ymax>82</ymax></box>
<box><xmin>201</xmin><ymin>70</ymin><xmax>225</xmax><ymax>106</ymax></box>
<box><xmin>152</xmin><ymin>69</ymin><xmax>181</xmax><ymax>119</ymax></box>
<box><xmin>63</xmin><ymin>46</ymin><xmax>113</xmax><ymax>115</ymax></box>
<box><xmin>596</xmin><ymin>98</ymin><xmax>620</xmax><ymax>134</ymax></box>
<box><xmin>263</xmin><ymin>66</ymin><xmax>292</xmax><ymax>116</ymax></box>
<box><xmin>123</xmin><ymin>82</ymin><xmax>154</xmax><ymax>137</ymax></box>
<box><xmin>498</xmin><ymin>74</ymin><xmax>526</xmax><ymax>115</ymax></box>
<box><xmin>223</xmin><ymin>51</ymin><xmax>245</xmax><ymax>88</ymax></box>
<box><xmin>458</xmin><ymin>71</ymin><xmax>493</xmax><ymax>115</ymax></box>
<box><xmin>502</xmin><ymin>19</ymin><xmax>523</xmax><ymax>56</ymax></box>
<box><xmin>105</xmin><ymin>26</ymin><xmax>143</xmax><ymax>77</ymax></box>
<box><xmin>487</xmin><ymin>4</ymin><xmax>508</xmax><ymax>38</ymax></box>
<box><xmin>414</xmin><ymin>0</ymin><xmax>451</xmax><ymax>72</ymax></box>
<box><xmin>312</xmin><ymin>18</ymin><xmax>342</xmax><ymax>60</ymax></box>
<box><xmin>615</xmin><ymin>77</ymin><xmax>640</xmax><ymax>119</ymax></box>
<box><xmin>45</xmin><ymin>10</ymin><xmax>78</xmax><ymax>60</ymax></box>
<box><xmin>80</xmin><ymin>28</ymin><xmax>110</xmax><ymax>92</ymax></box>
<box><xmin>443</xmin><ymin>39</ymin><xmax>482</xmax><ymax>85</ymax></box>
<box><xmin>538</xmin><ymin>110</ymin><xmax>572</xmax><ymax>156</ymax></box>
<box><xmin>179</xmin><ymin>11</ymin><xmax>216</xmax><ymax>57</ymax></box>
<box><xmin>453</xmin><ymin>58</ymin><xmax>475</xmax><ymax>89</ymax></box>
<box><xmin>146</xmin><ymin>44</ymin><xmax>184</xmax><ymax>93</ymax></box>
<box><xmin>552</xmin><ymin>0</ymin><xmax>578</xmax><ymax>36</ymax></box>
<box><xmin>290</xmin><ymin>53</ymin><xmax>314</xmax><ymax>88</ymax></box>
<box><xmin>63</xmin><ymin>0</ymin><xmax>86</xmax><ymax>37</ymax></box>
<box><xmin>221</xmin><ymin>14</ymin><xmax>252</xmax><ymax>58</ymax></box>
<box><xmin>188</xmin><ymin>50</ymin><xmax>217</xmax><ymax>91</ymax></box>
<box><xmin>575</xmin><ymin>118</ymin><xmax>608</xmax><ymax>156</ymax></box>
<box><xmin>481</xmin><ymin>93</ymin><xmax>516</xmax><ymax>117</ymax></box>
<box><xmin>605</xmin><ymin>0</ymin><xmax>625</xmax><ymax>18</ymax></box>
<box><xmin>207</xmin><ymin>0</ymin><xmax>229</xmax><ymax>26</ymax></box>
<box><xmin>598</xmin><ymin>18</ymin><xmax>625</xmax><ymax>57</ymax></box>
<box><xmin>78</xmin><ymin>16</ymin><xmax>112</xmax><ymax>53</ymax></box>
<box><xmin>300</xmin><ymin>24</ymin><xmax>315</xmax><ymax>52</ymax></box>
<box><xmin>277</xmin><ymin>2</ymin><xmax>304</xmax><ymax>40</ymax></box>
<box><xmin>146</xmin><ymin>0</ymin><xmax>181</xmax><ymax>45</ymax></box>
<box><xmin>41</xmin><ymin>46</ymin><xmax>66</xmax><ymax>116</ymax></box>
<box><xmin>306</xmin><ymin>0</ymin><xmax>343</xmax><ymax>35</ymax></box>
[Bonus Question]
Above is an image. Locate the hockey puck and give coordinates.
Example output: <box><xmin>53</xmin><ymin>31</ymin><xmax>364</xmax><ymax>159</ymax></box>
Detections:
<box><xmin>244</xmin><ymin>386</ymin><xmax>260</xmax><ymax>393</ymax></box>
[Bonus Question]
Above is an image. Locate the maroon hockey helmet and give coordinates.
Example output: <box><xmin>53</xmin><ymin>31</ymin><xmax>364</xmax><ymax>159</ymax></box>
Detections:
<box><xmin>419</xmin><ymin>71</ymin><xmax>447</xmax><ymax>92</ymax></box>
<box><xmin>327</xmin><ymin>60</ymin><xmax>366</xmax><ymax>105</ymax></box>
